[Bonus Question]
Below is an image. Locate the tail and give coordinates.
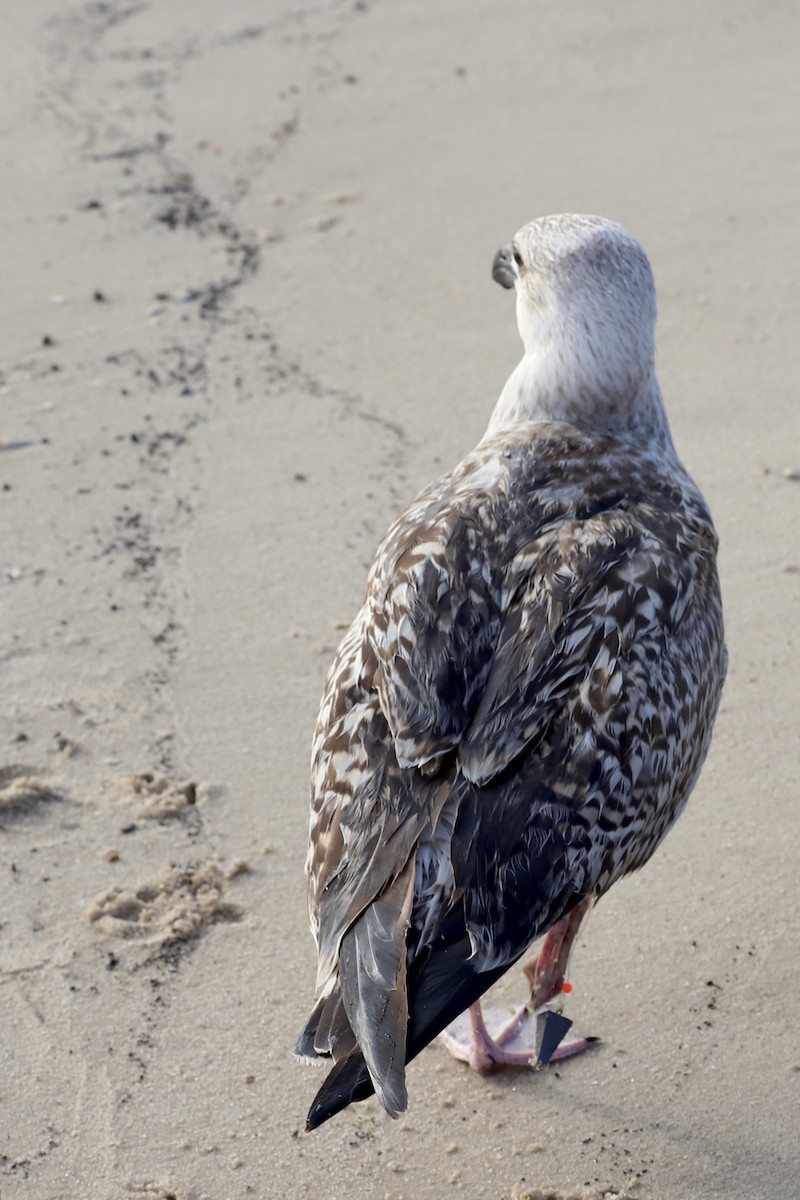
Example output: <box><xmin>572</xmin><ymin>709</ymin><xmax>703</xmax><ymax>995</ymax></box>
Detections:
<box><xmin>303</xmin><ymin>927</ymin><xmax>514</xmax><ymax>1131</ymax></box>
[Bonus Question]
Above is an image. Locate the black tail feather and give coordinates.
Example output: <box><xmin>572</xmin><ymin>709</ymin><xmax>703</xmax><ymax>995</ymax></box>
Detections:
<box><xmin>305</xmin><ymin>1050</ymin><xmax>375</xmax><ymax>1131</ymax></box>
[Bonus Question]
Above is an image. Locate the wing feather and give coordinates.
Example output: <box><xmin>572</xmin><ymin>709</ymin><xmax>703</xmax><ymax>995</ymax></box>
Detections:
<box><xmin>368</xmin><ymin>508</ymin><xmax>501</xmax><ymax>773</ymax></box>
<box><xmin>338</xmin><ymin>854</ymin><xmax>416</xmax><ymax>1116</ymax></box>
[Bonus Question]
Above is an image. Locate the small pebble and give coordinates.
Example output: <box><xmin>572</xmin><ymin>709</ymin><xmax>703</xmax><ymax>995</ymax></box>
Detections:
<box><xmin>257</xmin><ymin>227</ymin><xmax>284</xmax><ymax>243</ymax></box>
<box><xmin>324</xmin><ymin>192</ymin><xmax>362</xmax><ymax>205</ymax></box>
<box><xmin>226</xmin><ymin>858</ymin><xmax>250</xmax><ymax>879</ymax></box>
<box><xmin>308</xmin><ymin>215</ymin><xmax>339</xmax><ymax>233</ymax></box>
<box><xmin>783</xmin><ymin>466</ymin><xmax>800</xmax><ymax>481</ymax></box>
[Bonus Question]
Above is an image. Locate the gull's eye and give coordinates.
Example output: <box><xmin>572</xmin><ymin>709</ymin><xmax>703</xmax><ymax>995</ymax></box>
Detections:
<box><xmin>512</xmin><ymin>246</ymin><xmax>524</xmax><ymax>268</ymax></box>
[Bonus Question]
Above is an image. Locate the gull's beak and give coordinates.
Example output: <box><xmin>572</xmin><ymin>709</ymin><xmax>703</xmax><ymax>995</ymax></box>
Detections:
<box><xmin>492</xmin><ymin>243</ymin><xmax>517</xmax><ymax>289</ymax></box>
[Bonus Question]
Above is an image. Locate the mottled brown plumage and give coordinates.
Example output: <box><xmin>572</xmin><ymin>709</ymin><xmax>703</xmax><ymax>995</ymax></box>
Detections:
<box><xmin>296</xmin><ymin>214</ymin><xmax>726</xmax><ymax>1130</ymax></box>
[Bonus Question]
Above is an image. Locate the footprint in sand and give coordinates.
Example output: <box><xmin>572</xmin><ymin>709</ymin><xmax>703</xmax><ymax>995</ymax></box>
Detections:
<box><xmin>0</xmin><ymin>765</ymin><xmax>66</xmax><ymax>819</ymax></box>
<box><xmin>86</xmin><ymin>859</ymin><xmax>248</xmax><ymax>944</ymax></box>
<box><xmin>128</xmin><ymin>771</ymin><xmax>199</xmax><ymax>821</ymax></box>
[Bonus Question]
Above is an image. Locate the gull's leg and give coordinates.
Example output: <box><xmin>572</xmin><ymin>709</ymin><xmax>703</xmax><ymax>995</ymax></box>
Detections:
<box><xmin>439</xmin><ymin>897</ymin><xmax>594</xmax><ymax>1072</ymax></box>
<box><xmin>523</xmin><ymin>895</ymin><xmax>593</xmax><ymax>1008</ymax></box>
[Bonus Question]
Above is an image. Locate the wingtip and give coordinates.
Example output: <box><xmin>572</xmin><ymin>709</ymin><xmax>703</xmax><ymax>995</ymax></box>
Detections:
<box><xmin>303</xmin><ymin>1049</ymin><xmax>377</xmax><ymax>1132</ymax></box>
<box><xmin>305</xmin><ymin>1100</ymin><xmax>334</xmax><ymax>1133</ymax></box>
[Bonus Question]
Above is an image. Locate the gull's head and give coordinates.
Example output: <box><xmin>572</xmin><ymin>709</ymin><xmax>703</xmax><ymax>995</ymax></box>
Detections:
<box><xmin>491</xmin><ymin>215</ymin><xmax>660</xmax><ymax>434</ymax></box>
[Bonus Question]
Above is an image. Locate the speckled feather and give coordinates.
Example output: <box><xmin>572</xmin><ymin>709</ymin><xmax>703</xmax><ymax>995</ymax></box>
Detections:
<box><xmin>297</xmin><ymin>214</ymin><xmax>726</xmax><ymax>1129</ymax></box>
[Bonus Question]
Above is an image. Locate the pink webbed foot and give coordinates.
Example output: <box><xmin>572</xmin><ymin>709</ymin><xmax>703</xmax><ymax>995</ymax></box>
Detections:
<box><xmin>440</xmin><ymin>1001</ymin><xmax>593</xmax><ymax>1071</ymax></box>
<box><xmin>439</xmin><ymin>898</ymin><xmax>597</xmax><ymax>1073</ymax></box>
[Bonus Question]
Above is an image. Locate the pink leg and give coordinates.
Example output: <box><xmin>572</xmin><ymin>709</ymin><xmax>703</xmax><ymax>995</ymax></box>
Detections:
<box><xmin>523</xmin><ymin>896</ymin><xmax>593</xmax><ymax>1008</ymax></box>
<box><xmin>439</xmin><ymin>898</ymin><xmax>594</xmax><ymax>1073</ymax></box>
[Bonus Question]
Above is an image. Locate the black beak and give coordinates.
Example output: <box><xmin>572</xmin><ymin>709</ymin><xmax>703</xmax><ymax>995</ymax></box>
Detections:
<box><xmin>492</xmin><ymin>244</ymin><xmax>517</xmax><ymax>289</ymax></box>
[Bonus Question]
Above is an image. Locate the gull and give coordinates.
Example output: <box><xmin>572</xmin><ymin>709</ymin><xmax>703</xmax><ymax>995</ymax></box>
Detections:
<box><xmin>296</xmin><ymin>214</ymin><xmax>726</xmax><ymax>1131</ymax></box>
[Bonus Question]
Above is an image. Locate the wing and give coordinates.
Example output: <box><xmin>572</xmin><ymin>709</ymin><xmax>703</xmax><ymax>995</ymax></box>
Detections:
<box><xmin>300</xmin><ymin>607</ymin><xmax>452</xmax><ymax>1118</ymax></box>
<box><xmin>300</xmin><ymin>459</ymin><xmax>511</xmax><ymax>1113</ymax></box>
<box><xmin>453</xmin><ymin>501</ymin><xmax>726</xmax><ymax>970</ymax></box>
<box><xmin>305</xmin><ymin>613</ymin><xmax>445</xmax><ymax>994</ymax></box>
<box><xmin>305</xmin><ymin>451</ymin><xmax>517</xmax><ymax>987</ymax></box>
<box><xmin>460</xmin><ymin>515</ymin><xmax>648</xmax><ymax>787</ymax></box>
<box><xmin>365</xmin><ymin>491</ymin><xmax>503</xmax><ymax>774</ymax></box>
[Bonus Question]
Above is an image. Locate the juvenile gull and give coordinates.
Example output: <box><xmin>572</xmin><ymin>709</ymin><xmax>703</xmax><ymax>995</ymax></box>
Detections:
<box><xmin>296</xmin><ymin>214</ymin><xmax>726</xmax><ymax>1130</ymax></box>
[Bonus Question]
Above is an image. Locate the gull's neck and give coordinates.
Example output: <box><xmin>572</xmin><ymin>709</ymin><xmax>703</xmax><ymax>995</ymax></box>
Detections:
<box><xmin>485</xmin><ymin>349</ymin><xmax>677</xmax><ymax>456</ymax></box>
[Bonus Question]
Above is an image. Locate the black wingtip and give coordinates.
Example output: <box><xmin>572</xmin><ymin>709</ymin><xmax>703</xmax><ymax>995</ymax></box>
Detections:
<box><xmin>305</xmin><ymin>1050</ymin><xmax>376</xmax><ymax>1132</ymax></box>
<box><xmin>305</xmin><ymin>1102</ymin><xmax>333</xmax><ymax>1133</ymax></box>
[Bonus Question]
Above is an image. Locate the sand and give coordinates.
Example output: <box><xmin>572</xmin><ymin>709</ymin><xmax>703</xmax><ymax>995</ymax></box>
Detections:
<box><xmin>2</xmin><ymin>2</ymin><xmax>799</xmax><ymax>1198</ymax></box>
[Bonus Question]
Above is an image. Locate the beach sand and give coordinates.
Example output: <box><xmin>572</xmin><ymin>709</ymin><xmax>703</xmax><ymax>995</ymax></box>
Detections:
<box><xmin>2</xmin><ymin>2</ymin><xmax>799</xmax><ymax>1198</ymax></box>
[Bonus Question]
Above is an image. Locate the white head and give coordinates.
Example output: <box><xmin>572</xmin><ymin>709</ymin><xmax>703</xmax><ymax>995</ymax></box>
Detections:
<box><xmin>489</xmin><ymin>214</ymin><xmax>671</xmax><ymax>447</ymax></box>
